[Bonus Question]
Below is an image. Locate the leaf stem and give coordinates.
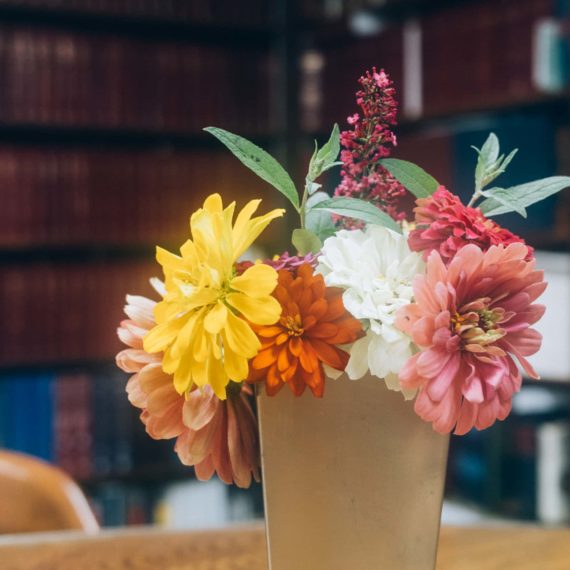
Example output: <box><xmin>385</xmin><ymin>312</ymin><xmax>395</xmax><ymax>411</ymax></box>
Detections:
<box><xmin>299</xmin><ymin>179</ymin><xmax>310</xmax><ymax>229</ymax></box>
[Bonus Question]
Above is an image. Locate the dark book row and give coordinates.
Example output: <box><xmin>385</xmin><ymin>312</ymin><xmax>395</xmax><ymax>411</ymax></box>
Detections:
<box><xmin>0</xmin><ymin>0</ymin><xmax>270</xmax><ymax>28</ymax></box>
<box><xmin>0</xmin><ymin>260</ymin><xmax>157</xmax><ymax>366</ymax></box>
<box><xmin>0</xmin><ymin>146</ymin><xmax>277</xmax><ymax>248</ymax></box>
<box><xmin>304</xmin><ymin>0</ymin><xmax>556</xmax><ymax>131</ymax></box>
<box><xmin>0</xmin><ymin>370</ymin><xmax>181</xmax><ymax>483</ymax></box>
<box><xmin>0</xmin><ymin>25</ymin><xmax>273</xmax><ymax>134</ymax></box>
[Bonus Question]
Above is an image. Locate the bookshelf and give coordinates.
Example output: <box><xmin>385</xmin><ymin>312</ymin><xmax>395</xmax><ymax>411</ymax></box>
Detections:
<box><xmin>0</xmin><ymin>0</ymin><xmax>288</xmax><ymax>527</ymax></box>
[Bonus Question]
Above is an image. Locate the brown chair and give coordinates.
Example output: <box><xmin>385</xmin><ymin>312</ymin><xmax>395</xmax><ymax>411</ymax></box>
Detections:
<box><xmin>0</xmin><ymin>450</ymin><xmax>99</xmax><ymax>534</ymax></box>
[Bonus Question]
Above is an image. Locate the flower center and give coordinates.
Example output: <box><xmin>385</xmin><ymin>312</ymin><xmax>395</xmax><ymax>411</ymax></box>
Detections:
<box><xmin>283</xmin><ymin>315</ymin><xmax>304</xmax><ymax>337</ymax></box>
<box><xmin>451</xmin><ymin>306</ymin><xmax>506</xmax><ymax>349</ymax></box>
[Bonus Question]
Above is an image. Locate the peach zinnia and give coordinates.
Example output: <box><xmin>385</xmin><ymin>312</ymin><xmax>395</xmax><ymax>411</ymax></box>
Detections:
<box><xmin>117</xmin><ymin>289</ymin><xmax>260</xmax><ymax>488</ymax></box>
<box><xmin>248</xmin><ymin>263</ymin><xmax>362</xmax><ymax>397</ymax></box>
<box><xmin>396</xmin><ymin>243</ymin><xmax>546</xmax><ymax>435</ymax></box>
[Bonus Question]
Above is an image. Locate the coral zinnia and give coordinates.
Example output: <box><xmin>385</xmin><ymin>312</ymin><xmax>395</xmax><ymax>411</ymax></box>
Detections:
<box><xmin>408</xmin><ymin>187</ymin><xmax>533</xmax><ymax>264</ymax></box>
<box><xmin>395</xmin><ymin>243</ymin><xmax>546</xmax><ymax>435</ymax></box>
<box><xmin>117</xmin><ymin>290</ymin><xmax>260</xmax><ymax>488</ymax></box>
<box><xmin>248</xmin><ymin>263</ymin><xmax>363</xmax><ymax>397</ymax></box>
<box><xmin>143</xmin><ymin>193</ymin><xmax>284</xmax><ymax>399</ymax></box>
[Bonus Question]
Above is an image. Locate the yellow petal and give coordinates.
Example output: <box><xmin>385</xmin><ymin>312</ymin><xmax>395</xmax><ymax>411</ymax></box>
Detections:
<box><xmin>204</xmin><ymin>302</ymin><xmax>228</xmax><ymax>334</ymax></box>
<box><xmin>143</xmin><ymin>319</ymin><xmax>182</xmax><ymax>353</ymax></box>
<box><xmin>173</xmin><ymin>353</ymin><xmax>193</xmax><ymax>394</ymax></box>
<box><xmin>192</xmin><ymin>328</ymin><xmax>210</xmax><ymax>362</ymax></box>
<box><xmin>232</xmin><ymin>201</ymin><xmax>285</xmax><ymax>261</ymax></box>
<box><xmin>222</xmin><ymin>311</ymin><xmax>260</xmax><ymax>358</ymax></box>
<box><xmin>192</xmin><ymin>353</ymin><xmax>228</xmax><ymax>399</ymax></box>
<box><xmin>184</xmin><ymin>286</ymin><xmax>219</xmax><ymax>307</ymax></box>
<box><xmin>208</xmin><ymin>355</ymin><xmax>229</xmax><ymax>400</ymax></box>
<box><xmin>230</xmin><ymin>263</ymin><xmax>278</xmax><ymax>298</ymax></box>
<box><xmin>223</xmin><ymin>345</ymin><xmax>249</xmax><ymax>381</ymax></box>
<box><xmin>203</xmin><ymin>193</ymin><xmax>224</xmax><ymax>213</ymax></box>
<box><xmin>232</xmin><ymin>199</ymin><xmax>261</xmax><ymax>248</ymax></box>
<box><xmin>179</xmin><ymin>239</ymin><xmax>197</xmax><ymax>259</ymax></box>
<box><xmin>156</xmin><ymin>246</ymin><xmax>186</xmax><ymax>273</ymax></box>
<box><xmin>226</xmin><ymin>292</ymin><xmax>281</xmax><ymax>325</ymax></box>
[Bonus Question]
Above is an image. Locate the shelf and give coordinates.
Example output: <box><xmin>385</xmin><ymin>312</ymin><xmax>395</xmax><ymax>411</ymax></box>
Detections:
<box><xmin>0</xmin><ymin>5</ymin><xmax>273</xmax><ymax>47</ymax></box>
<box><xmin>304</xmin><ymin>0</ymin><xmax>480</xmax><ymax>46</ymax></box>
<box><xmin>0</xmin><ymin>360</ymin><xmax>118</xmax><ymax>377</ymax></box>
<box><xmin>80</xmin><ymin>464</ymin><xmax>192</xmax><ymax>487</ymax></box>
<box><xmin>0</xmin><ymin>123</ymin><xmax>283</xmax><ymax>150</ymax></box>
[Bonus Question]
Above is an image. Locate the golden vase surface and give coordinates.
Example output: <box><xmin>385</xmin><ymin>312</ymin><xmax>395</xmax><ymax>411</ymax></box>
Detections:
<box><xmin>257</xmin><ymin>373</ymin><xmax>449</xmax><ymax>570</ymax></box>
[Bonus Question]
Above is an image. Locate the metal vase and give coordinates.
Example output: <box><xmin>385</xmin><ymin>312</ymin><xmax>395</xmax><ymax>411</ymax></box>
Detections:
<box><xmin>257</xmin><ymin>373</ymin><xmax>449</xmax><ymax>570</ymax></box>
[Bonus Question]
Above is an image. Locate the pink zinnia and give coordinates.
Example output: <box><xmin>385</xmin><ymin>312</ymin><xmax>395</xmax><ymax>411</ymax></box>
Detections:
<box><xmin>408</xmin><ymin>187</ymin><xmax>533</xmax><ymax>264</ymax></box>
<box><xmin>116</xmin><ymin>291</ymin><xmax>260</xmax><ymax>488</ymax></box>
<box><xmin>396</xmin><ymin>243</ymin><xmax>546</xmax><ymax>435</ymax></box>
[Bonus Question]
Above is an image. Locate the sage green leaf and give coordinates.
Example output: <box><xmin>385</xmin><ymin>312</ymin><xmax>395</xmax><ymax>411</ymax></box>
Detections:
<box><xmin>308</xmin><ymin>124</ymin><xmax>341</xmax><ymax>183</ymax></box>
<box><xmin>292</xmin><ymin>228</ymin><xmax>322</xmax><ymax>255</ymax></box>
<box><xmin>480</xmin><ymin>187</ymin><xmax>527</xmax><ymax>218</ymax></box>
<box><xmin>380</xmin><ymin>158</ymin><xmax>438</xmax><ymax>198</ymax></box>
<box><xmin>204</xmin><ymin>126</ymin><xmax>300</xmax><ymax>210</ymax></box>
<box><xmin>305</xmin><ymin>191</ymin><xmax>336</xmax><ymax>242</ymax></box>
<box><xmin>473</xmin><ymin>133</ymin><xmax>499</xmax><ymax>190</ymax></box>
<box><xmin>479</xmin><ymin>176</ymin><xmax>570</xmax><ymax>217</ymax></box>
<box><xmin>310</xmin><ymin>197</ymin><xmax>402</xmax><ymax>233</ymax></box>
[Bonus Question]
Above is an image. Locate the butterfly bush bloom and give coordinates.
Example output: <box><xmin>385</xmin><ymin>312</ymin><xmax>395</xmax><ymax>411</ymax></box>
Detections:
<box><xmin>143</xmin><ymin>193</ymin><xmax>284</xmax><ymax>399</ymax></box>
<box><xmin>117</xmin><ymin>291</ymin><xmax>260</xmax><ymax>488</ymax></box>
<box><xmin>248</xmin><ymin>264</ymin><xmax>362</xmax><ymax>397</ymax></box>
<box><xmin>317</xmin><ymin>226</ymin><xmax>424</xmax><ymax>397</ymax></box>
<box><xmin>396</xmin><ymin>243</ymin><xmax>546</xmax><ymax>434</ymax></box>
<box><xmin>408</xmin><ymin>187</ymin><xmax>533</xmax><ymax>264</ymax></box>
<box><xmin>334</xmin><ymin>68</ymin><xmax>410</xmax><ymax>225</ymax></box>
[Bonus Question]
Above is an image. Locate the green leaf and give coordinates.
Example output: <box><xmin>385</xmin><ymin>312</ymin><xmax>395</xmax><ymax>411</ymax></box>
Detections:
<box><xmin>480</xmin><ymin>187</ymin><xmax>527</xmax><ymax>218</ymax></box>
<box><xmin>479</xmin><ymin>176</ymin><xmax>570</xmax><ymax>217</ymax></box>
<box><xmin>204</xmin><ymin>126</ymin><xmax>300</xmax><ymax>210</ymax></box>
<box><xmin>472</xmin><ymin>134</ymin><xmax>518</xmax><ymax>192</ymax></box>
<box><xmin>309</xmin><ymin>123</ymin><xmax>340</xmax><ymax>180</ymax></box>
<box><xmin>305</xmin><ymin>191</ymin><xmax>336</xmax><ymax>242</ymax></box>
<box><xmin>473</xmin><ymin>133</ymin><xmax>499</xmax><ymax>190</ymax></box>
<box><xmin>292</xmin><ymin>228</ymin><xmax>322</xmax><ymax>255</ymax></box>
<box><xmin>310</xmin><ymin>197</ymin><xmax>402</xmax><ymax>233</ymax></box>
<box><xmin>380</xmin><ymin>158</ymin><xmax>438</xmax><ymax>198</ymax></box>
<box><xmin>308</xmin><ymin>181</ymin><xmax>322</xmax><ymax>195</ymax></box>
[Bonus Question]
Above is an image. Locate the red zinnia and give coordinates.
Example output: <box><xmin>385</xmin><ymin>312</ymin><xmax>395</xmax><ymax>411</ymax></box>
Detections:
<box><xmin>408</xmin><ymin>187</ymin><xmax>533</xmax><ymax>264</ymax></box>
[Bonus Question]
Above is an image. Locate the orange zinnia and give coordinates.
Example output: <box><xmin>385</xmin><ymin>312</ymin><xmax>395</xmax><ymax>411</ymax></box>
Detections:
<box><xmin>248</xmin><ymin>263</ymin><xmax>363</xmax><ymax>397</ymax></box>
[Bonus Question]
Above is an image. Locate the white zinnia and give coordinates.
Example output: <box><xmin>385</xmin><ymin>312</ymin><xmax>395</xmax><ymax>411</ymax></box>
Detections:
<box><xmin>316</xmin><ymin>225</ymin><xmax>424</xmax><ymax>399</ymax></box>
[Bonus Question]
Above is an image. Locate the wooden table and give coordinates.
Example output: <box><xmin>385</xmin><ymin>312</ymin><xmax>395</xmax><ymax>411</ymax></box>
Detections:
<box><xmin>0</xmin><ymin>524</ymin><xmax>569</xmax><ymax>569</ymax></box>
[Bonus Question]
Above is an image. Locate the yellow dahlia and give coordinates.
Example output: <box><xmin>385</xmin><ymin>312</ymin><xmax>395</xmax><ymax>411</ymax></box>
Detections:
<box><xmin>143</xmin><ymin>193</ymin><xmax>284</xmax><ymax>399</ymax></box>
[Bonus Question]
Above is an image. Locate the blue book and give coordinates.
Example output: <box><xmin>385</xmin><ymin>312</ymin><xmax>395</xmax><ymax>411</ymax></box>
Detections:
<box><xmin>0</xmin><ymin>379</ymin><xmax>6</xmax><ymax>448</ymax></box>
<box><xmin>35</xmin><ymin>374</ymin><xmax>55</xmax><ymax>462</ymax></box>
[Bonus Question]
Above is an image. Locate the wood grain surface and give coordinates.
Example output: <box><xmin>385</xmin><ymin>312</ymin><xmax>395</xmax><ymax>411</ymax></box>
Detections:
<box><xmin>0</xmin><ymin>524</ymin><xmax>569</xmax><ymax>570</ymax></box>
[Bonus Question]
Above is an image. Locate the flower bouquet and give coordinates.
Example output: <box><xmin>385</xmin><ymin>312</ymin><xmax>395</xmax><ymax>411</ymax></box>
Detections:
<box><xmin>116</xmin><ymin>69</ymin><xmax>566</xmax><ymax>569</ymax></box>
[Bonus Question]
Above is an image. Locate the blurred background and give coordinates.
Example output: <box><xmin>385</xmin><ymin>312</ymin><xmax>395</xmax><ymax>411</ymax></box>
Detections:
<box><xmin>0</xmin><ymin>0</ymin><xmax>569</xmax><ymax>531</ymax></box>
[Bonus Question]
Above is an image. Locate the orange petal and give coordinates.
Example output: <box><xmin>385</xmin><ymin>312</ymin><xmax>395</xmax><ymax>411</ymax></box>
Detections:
<box><xmin>281</xmin><ymin>356</ymin><xmax>298</xmax><ymax>382</ymax></box>
<box><xmin>289</xmin><ymin>336</ymin><xmax>303</xmax><ymax>356</ymax></box>
<box><xmin>310</xmin><ymin>338</ymin><xmax>349</xmax><ymax>370</ymax></box>
<box><xmin>299</xmin><ymin>341</ymin><xmax>319</xmax><ymax>373</ymax></box>
<box><xmin>275</xmin><ymin>332</ymin><xmax>289</xmax><ymax>345</ymax></box>
<box><xmin>308</xmin><ymin>298</ymin><xmax>328</xmax><ymax>320</ymax></box>
<box><xmin>307</xmin><ymin>322</ymin><xmax>339</xmax><ymax>339</ymax></box>
<box><xmin>258</xmin><ymin>326</ymin><xmax>283</xmax><ymax>338</ymax></box>
<box><xmin>322</xmin><ymin>296</ymin><xmax>345</xmax><ymax>321</ymax></box>
<box><xmin>252</xmin><ymin>346</ymin><xmax>278</xmax><ymax>370</ymax></box>
<box><xmin>277</xmin><ymin>346</ymin><xmax>290</xmax><ymax>372</ymax></box>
